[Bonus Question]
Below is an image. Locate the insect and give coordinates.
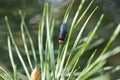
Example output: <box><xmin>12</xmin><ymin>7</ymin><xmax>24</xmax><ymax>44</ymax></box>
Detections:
<box><xmin>58</xmin><ymin>23</ymin><xmax>67</xmax><ymax>44</ymax></box>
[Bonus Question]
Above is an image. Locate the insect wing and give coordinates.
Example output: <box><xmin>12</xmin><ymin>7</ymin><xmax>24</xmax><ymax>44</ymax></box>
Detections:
<box><xmin>59</xmin><ymin>23</ymin><xmax>67</xmax><ymax>40</ymax></box>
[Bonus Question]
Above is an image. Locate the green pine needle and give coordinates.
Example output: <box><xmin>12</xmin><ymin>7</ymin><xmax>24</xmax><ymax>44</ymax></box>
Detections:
<box><xmin>1</xmin><ymin>0</ymin><xmax>120</xmax><ymax>80</ymax></box>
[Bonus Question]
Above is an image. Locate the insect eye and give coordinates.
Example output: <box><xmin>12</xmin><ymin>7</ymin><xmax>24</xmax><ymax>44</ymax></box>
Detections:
<box><xmin>58</xmin><ymin>23</ymin><xmax>67</xmax><ymax>44</ymax></box>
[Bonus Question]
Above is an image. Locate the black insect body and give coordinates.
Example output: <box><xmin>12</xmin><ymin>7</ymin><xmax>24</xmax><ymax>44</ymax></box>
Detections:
<box><xmin>58</xmin><ymin>23</ymin><xmax>67</xmax><ymax>44</ymax></box>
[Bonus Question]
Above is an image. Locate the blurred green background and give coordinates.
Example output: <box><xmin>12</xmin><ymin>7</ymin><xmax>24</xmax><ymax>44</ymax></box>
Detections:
<box><xmin>0</xmin><ymin>0</ymin><xmax>120</xmax><ymax>79</ymax></box>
